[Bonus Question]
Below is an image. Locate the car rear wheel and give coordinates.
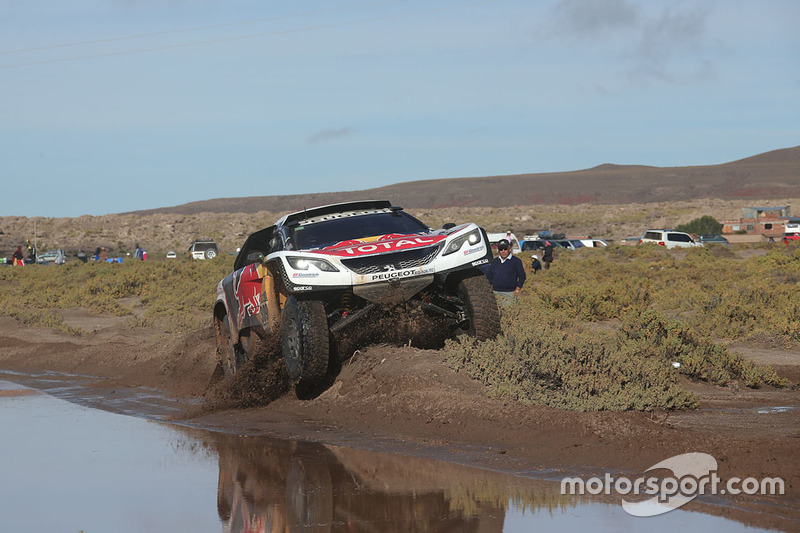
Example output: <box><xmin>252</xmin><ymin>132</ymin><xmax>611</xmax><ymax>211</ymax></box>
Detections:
<box><xmin>215</xmin><ymin>311</ymin><xmax>247</xmax><ymax>380</ymax></box>
<box><xmin>281</xmin><ymin>296</ymin><xmax>330</xmax><ymax>388</ymax></box>
<box><xmin>456</xmin><ymin>274</ymin><xmax>501</xmax><ymax>340</ymax></box>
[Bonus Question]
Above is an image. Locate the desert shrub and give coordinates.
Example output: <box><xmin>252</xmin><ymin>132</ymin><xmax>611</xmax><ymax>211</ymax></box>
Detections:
<box><xmin>0</xmin><ymin>257</ymin><xmax>233</xmax><ymax>332</ymax></box>
<box><xmin>617</xmin><ymin>310</ymin><xmax>785</xmax><ymax>388</ymax></box>
<box><xmin>442</xmin><ymin>302</ymin><xmax>698</xmax><ymax>411</ymax></box>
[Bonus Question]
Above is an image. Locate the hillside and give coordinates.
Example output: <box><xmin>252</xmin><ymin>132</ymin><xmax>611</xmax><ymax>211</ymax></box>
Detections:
<box><xmin>1</xmin><ymin>146</ymin><xmax>799</xmax><ymax>256</ymax></box>
<box><xmin>126</xmin><ymin>146</ymin><xmax>800</xmax><ymax>215</ymax></box>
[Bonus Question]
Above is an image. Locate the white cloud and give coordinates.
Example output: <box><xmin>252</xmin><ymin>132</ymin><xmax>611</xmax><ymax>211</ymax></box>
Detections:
<box><xmin>307</xmin><ymin>126</ymin><xmax>355</xmax><ymax>145</ymax></box>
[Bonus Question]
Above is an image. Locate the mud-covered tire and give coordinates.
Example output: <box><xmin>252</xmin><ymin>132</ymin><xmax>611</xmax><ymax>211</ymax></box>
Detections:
<box><xmin>281</xmin><ymin>296</ymin><xmax>330</xmax><ymax>387</ymax></box>
<box><xmin>215</xmin><ymin>311</ymin><xmax>247</xmax><ymax>380</ymax></box>
<box><xmin>456</xmin><ymin>274</ymin><xmax>501</xmax><ymax>340</ymax></box>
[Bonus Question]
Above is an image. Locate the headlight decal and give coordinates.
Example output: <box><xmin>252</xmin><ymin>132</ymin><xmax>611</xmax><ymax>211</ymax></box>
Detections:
<box><xmin>442</xmin><ymin>229</ymin><xmax>482</xmax><ymax>256</ymax></box>
<box><xmin>286</xmin><ymin>256</ymin><xmax>339</xmax><ymax>272</ymax></box>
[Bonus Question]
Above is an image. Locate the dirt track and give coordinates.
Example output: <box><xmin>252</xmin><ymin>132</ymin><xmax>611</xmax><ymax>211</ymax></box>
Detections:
<box><xmin>0</xmin><ymin>311</ymin><xmax>798</xmax><ymax>528</ymax></box>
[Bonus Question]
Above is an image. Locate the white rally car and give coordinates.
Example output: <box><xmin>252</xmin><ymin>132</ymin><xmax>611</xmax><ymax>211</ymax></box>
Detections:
<box><xmin>214</xmin><ymin>200</ymin><xmax>500</xmax><ymax>389</ymax></box>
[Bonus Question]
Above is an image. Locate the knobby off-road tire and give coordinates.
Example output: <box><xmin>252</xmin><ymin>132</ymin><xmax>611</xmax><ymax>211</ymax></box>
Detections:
<box><xmin>215</xmin><ymin>311</ymin><xmax>248</xmax><ymax>380</ymax></box>
<box><xmin>281</xmin><ymin>296</ymin><xmax>330</xmax><ymax>388</ymax></box>
<box><xmin>456</xmin><ymin>274</ymin><xmax>501</xmax><ymax>340</ymax></box>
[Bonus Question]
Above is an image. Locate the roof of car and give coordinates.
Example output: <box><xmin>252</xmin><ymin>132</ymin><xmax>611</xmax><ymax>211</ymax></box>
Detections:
<box><xmin>275</xmin><ymin>200</ymin><xmax>397</xmax><ymax>227</ymax></box>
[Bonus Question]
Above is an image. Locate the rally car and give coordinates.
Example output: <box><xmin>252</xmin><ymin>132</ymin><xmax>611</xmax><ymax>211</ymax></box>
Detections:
<box><xmin>213</xmin><ymin>200</ymin><xmax>500</xmax><ymax>389</ymax></box>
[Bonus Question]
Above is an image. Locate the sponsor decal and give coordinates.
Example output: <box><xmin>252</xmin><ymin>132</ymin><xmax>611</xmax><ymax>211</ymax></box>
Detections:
<box><xmin>312</xmin><ymin>234</ymin><xmax>446</xmax><ymax>257</ymax></box>
<box><xmin>243</xmin><ymin>293</ymin><xmax>261</xmax><ymax>316</ymax></box>
<box><xmin>292</xmin><ymin>272</ymin><xmax>319</xmax><ymax>278</ymax></box>
<box><xmin>369</xmin><ymin>266</ymin><xmax>433</xmax><ymax>281</ymax></box>
<box><xmin>463</xmin><ymin>245</ymin><xmax>485</xmax><ymax>256</ymax></box>
<box><xmin>293</xmin><ymin>285</ymin><xmax>313</xmax><ymax>291</ymax></box>
<box><xmin>471</xmin><ymin>258</ymin><xmax>489</xmax><ymax>266</ymax></box>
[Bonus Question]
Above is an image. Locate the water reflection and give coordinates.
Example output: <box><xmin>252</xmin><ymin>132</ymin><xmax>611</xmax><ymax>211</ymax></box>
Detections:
<box><xmin>207</xmin><ymin>432</ymin><xmax>574</xmax><ymax>533</ymax></box>
<box><xmin>0</xmin><ymin>376</ymin><xmax>789</xmax><ymax>532</ymax></box>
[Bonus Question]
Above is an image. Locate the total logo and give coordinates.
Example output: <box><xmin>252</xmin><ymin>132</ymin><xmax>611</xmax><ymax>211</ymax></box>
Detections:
<box><xmin>315</xmin><ymin>235</ymin><xmax>446</xmax><ymax>257</ymax></box>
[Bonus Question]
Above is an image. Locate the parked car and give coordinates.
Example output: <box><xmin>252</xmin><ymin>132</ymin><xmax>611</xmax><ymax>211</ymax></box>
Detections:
<box><xmin>189</xmin><ymin>239</ymin><xmax>219</xmax><ymax>260</ymax></box>
<box><xmin>578</xmin><ymin>239</ymin><xmax>608</xmax><ymax>248</ymax></box>
<box><xmin>213</xmin><ymin>200</ymin><xmax>500</xmax><ymax>389</ymax></box>
<box><xmin>487</xmin><ymin>232</ymin><xmax>520</xmax><ymax>254</ymax></box>
<box><xmin>521</xmin><ymin>239</ymin><xmax>566</xmax><ymax>251</ymax></box>
<box><xmin>638</xmin><ymin>230</ymin><xmax>703</xmax><ymax>249</ymax></box>
<box><xmin>555</xmin><ymin>239</ymin><xmax>584</xmax><ymax>250</ymax></box>
<box><xmin>36</xmin><ymin>249</ymin><xmax>66</xmax><ymax>265</ymax></box>
<box><xmin>166</xmin><ymin>251</ymin><xmax>177</xmax><ymax>259</ymax></box>
<box><xmin>699</xmin><ymin>234</ymin><xmax>730</xmax><ymax>246</ymax></box>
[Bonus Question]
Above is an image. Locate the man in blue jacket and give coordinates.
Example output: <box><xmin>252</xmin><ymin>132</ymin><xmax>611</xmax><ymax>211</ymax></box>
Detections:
<box><xmin>486</xmin><ymin>239</ymin><xmax>526</xmax><ymax>305</ymax></box>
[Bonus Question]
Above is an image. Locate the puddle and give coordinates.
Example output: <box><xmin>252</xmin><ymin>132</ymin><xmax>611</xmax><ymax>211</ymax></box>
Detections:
<box><xmin>0</xmin><ymin>377</ymin><xmax>795</xmax><ymax>532</ymax></box>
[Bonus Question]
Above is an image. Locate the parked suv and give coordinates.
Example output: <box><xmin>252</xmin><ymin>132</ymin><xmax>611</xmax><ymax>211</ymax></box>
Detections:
<box><xmin>784</xmin><ymin>223</ymin><xmax>800</xmax><ymax>244</ymax></box>
<box><xmin>638</xmin><ymin>230</ymin><xmax>703</xmax><ymax>249</ymax></box>
<box><xmin>189</xmin><ymin>239</ymin><xmax>219</xmax><ymax>260</ymax></box>
<box><xmin>213</xmin><ymin>200</ymin><xmax>500</xmax><ymax>389</ymax></box>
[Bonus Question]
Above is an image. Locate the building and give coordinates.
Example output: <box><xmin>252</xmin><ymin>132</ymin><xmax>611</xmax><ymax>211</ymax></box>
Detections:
<box><xmin>722</xmin><ymin>206</ymin><xmax>796</xmax><ymax>238</ymax></box>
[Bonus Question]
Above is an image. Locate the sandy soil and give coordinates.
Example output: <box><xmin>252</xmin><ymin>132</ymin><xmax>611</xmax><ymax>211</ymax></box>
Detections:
<box><xmin>0</xmin><ymin>311</ymin><xmax>798</xmax><ymax>529</ymax></box>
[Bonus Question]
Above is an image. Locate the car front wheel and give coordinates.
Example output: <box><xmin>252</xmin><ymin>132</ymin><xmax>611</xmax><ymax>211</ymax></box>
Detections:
<box><xmin>281</xmin><ymin>296</ymin><xmax>330</xmax><ymax>388</ymax></box>
<box><xmin>456</xmin><ymin>274</ymin><xmax>501</xmax><ymax>340</ymax></box>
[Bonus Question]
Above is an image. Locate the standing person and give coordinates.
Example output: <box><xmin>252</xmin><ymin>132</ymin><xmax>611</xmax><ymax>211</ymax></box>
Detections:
<box><xmin>99</xmin><ymin>247</ymin><xmax>108</xmax><ymax>263</ymax></box>
<box><xmin>486</xmin><ymin>239</ymin><xmax>526</xmax><ymax>306</ymax></box>
<box><xmin>26</xmin><ymin>239</ymin><xmax>36</xmax><ymax>264</ymax></box>
<box><xmin>133</xmin><ymin>244</ymin><xmax>143</xmax><ymax>260</ymax></box>
<box><xmin>76</xmin><ymin>250</ymin><xmax>87</xmax><ymax>263</ymax></box>
<box><xmin>542</xmin><ymin>240</ymin><xmax>555</xmax><ymax>270</ymax></box>
<box><xmin>12</xmin><ymin>246</ymin><xmax>24</xmax><ymax>266</ymax></box>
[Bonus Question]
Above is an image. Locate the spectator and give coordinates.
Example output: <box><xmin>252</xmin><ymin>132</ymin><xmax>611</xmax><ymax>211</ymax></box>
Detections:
<box><xmin>542</xmin><ymin>241</ymin><xmax>555</xmax><ymax>270</ymax></box>
<box><xmin>486</xmin><ymin>239</ymin><xmax>526</xmax><ymax>306</ymax></box>
<box><xmin>26</xmin><ymin>239</ymin><xmax>36</xmax><ymax>264</ymax></box>
<box><xmin>133</xmin><ymin>244</ymin><xmax>144</xmax><ymax>260</ymax></box>
<box><xmin>76</xmin><ymin>250</ymin><xmax>87</xmax><ymax>263</ymax></box>
<box><xmin>54</xmin><ymin>249</ymin><xmax>66</xmax><ymax>265</ymax></box>
<box><xmin>531</xmin><ymin>254</ymin><xmax>542</xmax><ymax>274</ymax></box>
<box><xmin>12</xmin><ymin>246</ymin><xmax>24</xmax><ymax>266</ymax></box>
<box><xmin>99</xmin><ymin>247</ymin><xmax>108</xmax><ymax>263</ymax></box>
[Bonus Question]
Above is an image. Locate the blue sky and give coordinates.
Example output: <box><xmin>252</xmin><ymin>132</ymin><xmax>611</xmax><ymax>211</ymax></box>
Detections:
<box><xmin>1</xmin><ymin>0</ymin><xmax>798</xmax><ymax>217</ymax></box>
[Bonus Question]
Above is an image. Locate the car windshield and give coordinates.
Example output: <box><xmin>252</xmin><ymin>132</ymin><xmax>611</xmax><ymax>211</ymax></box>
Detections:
<box><xmin>291</xmin><ymin>211</ymin><xmax>429</xmax><ymax>250</ymax></box>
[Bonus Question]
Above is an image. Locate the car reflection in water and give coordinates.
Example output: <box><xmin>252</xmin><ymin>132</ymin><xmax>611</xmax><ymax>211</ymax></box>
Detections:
<box><xmin>210</xmin><ymin>432</ymin><xmax>565</xmax><ymax>533</ymax></box>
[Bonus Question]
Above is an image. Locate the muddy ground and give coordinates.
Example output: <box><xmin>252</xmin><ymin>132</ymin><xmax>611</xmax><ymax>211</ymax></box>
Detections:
<box><xmin>0</xmin><ymin>309</ymin><xmax>798</xmax><ymax>529</ymax></box>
